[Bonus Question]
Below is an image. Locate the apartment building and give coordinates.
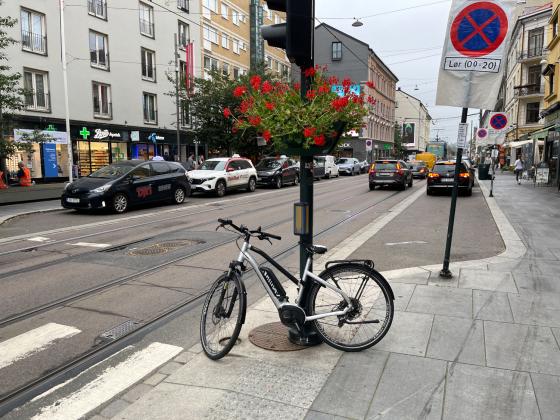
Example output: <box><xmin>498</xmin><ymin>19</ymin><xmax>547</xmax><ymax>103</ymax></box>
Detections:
<box><xmin>395</xmin><ymin>88</ymin><xmax>432</xmax><ymax>154</ymax></box>
<box><xmin>3</xmin><ymin>0</ymin><xmax>202</xmax><ymax>179</ymax></box>
<box><xmin>200</xmin><ymin>0</ymin><xmax>290</xmax><ymax>80</ymax></box>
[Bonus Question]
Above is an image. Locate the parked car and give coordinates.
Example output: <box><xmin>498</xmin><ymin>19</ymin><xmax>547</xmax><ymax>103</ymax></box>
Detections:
<box><xmin>427</xmin><ymin>160</ymin><xmax>474</xmax><ymax>196</ymax></box>
<box><xmin>360</xmin><ymin>160</ymin><xmax>369</xmax><ymax>174</ymax></box>
<box><xmin>61</xmin><ymin>160</ymin><xmax>190</xmax><ymax>214</ymax></box>
<box><xmin>316</xmin><ymin>155</ymin><xmax>339</xmax><ymax>178</ymax></box>
<box><xmin>188</xmin><ymin>156</ymin><xmax>257</xmax><ymax>197</ymax></box>
<box><xmin>255</xmin><ymin>156</ymin><xmax>299</xmax><ymax>188</ymax></box>
<box><xmin>368</xmin><ymin>159</ymin><xmax>413</xmax><ymax>191</ymax></box>
<box><xmin>408</xmin><ymin>160</ymin><xmax>429</xmax><ymax>179</ymax></box>
<box><xmin>336</xmin><ymin>157</ymin><xmax>361</xmax><ymax>176</ymax></box>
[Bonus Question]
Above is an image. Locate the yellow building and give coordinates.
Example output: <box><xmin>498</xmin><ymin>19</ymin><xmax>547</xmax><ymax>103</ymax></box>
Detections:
<box><xmin>200</xmin><ymin>0</ymin><xmax>290</xmax><ymax>79</ymax></box>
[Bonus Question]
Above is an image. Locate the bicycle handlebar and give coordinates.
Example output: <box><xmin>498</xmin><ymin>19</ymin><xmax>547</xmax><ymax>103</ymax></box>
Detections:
<box><xmin>217</xmin><ymin>219</ymin><xmax>281</xmax><ymax>241</ymax></box>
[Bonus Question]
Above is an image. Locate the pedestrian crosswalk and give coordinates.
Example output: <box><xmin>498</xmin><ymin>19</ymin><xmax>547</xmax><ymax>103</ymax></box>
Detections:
<box><xmin>0</xmin><ymin>323</ymin><xmax>184</xmax><ymax>419</ymax></box>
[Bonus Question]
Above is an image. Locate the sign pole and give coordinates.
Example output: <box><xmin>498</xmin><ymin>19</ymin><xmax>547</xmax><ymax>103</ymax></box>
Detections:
<box><xmin>440</xmin><ymin>107</ymin><xmax>468</xmax><ymax>278</ymax></box>
<box><xmin>59</xmin><ymin>0</ymin><xmax>74</xmax><ymax>182</ymax></box>
<box><xmin>174</xmin><ymin>34</ymin><xmax>181</xmax><ymax>162</ymax></box>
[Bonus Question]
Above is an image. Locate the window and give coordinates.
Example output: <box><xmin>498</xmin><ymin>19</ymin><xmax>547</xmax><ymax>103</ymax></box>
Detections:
<box><xmin>222</xmin><ymin>62</ymin><xmax>229</xmax><ymax>77</ymax></box>
<box><xmin>203</xmin><ymin>0</ymin><xmax>217</xmax><ymax>12</ymax></box>
<box><xmin>143</xmin><ymin>93</ymin><xmax>157</xmax><ymax>123</ymax></box>
<box><xmin>177</xmin><ymin>0</ymin><xmax>189</xmax><ymax>12</ymax></box>
<box><xmin>550</xmin><ymin>71</ymin><xmax>555</xmax><ymax>96</ymax></box>
<box><xmin>233</xmin><ymin>67</ymin><xmax>240</xmax><ymax>79</ymax></box>
<box><xmin>266</xmin><ymin>56</ymin><xmax>272</xmax><ymax>69</ymax></box>
<box><xmin>151</xmin><ymin>162</ymin><xmax>171</xmax><ymax>175</ymax></box>
<box><xmin>141</xmin><ymin>48</ymin><xmax>156</xmax><ymax>81</ymax></box>
<box><xmin>89</xmin><ymin>31</ymin><xmax>109</xmax><ymax>69</ymax></box>
<box><xmin>527</xmin><ymin>27</ymin><xmax>544</xmax><ymax>57</ymax></box>
<box><xmin>222</xmin><ymin>33</ymin><xmax>229</xmax><ymax>49</ymax></box>
<box><xmin>92</xmin><ymin>82</ymin><xmax>111</xmax><ymax>118</ymax></box>
<box><xmin>88</xmin><ymin>0</ymin><xmax>107</xmax><ymax>19</ymax></box>
<box><xmin>203</xmin><ymin>25</ymin><xmax>218</xmax><ymax>44</ymax></box>
<box><xmin>553</xmin><ymin>16</ymin><xmax>558</xmax><ymax>39</ymax></box>
<box><xmin>130</xmin><ymin>165</ymin><xmax>151</xmax><ymax>179</ymax></box>
<box><xmin>180</xmin><ymin>60</ymin><xmax>187</xmax><ymax>84</ymax></box>
<box><xmin>139</xmin><ymin>2</ymin><xmax>155</xmax><ymax>38</ymax></box>
<box><xmin>232</xmin><ymin>10</ymin><xmax>240</xmax><ymax>26</ymax></box>
<box><xmin>233</xmin><ymin>38</ymin><xmax>240</xmax><ymax>54</ymax></box>
<box><xmin>526</xmin><ymin>102</ymin><xmax>540</xmax><ymax>123</ymax></box>
<box><xmin>21</xmin><ymin>8</ymin><xmax>46</xmax><ymax>55</ymax></box>
<box><xmin>23</xmin><ymin>69</ymin><xmax>49</xmax><ymax>111</ymax></box>
<box><xmin>274</xmin><ymin>15</ymin><xmax>280</xmax><ymax>24</ymax></box>
<box><xmin>178</xmin><ymin>21</ymin><xmax>190</xmax><ymax>47</ymax></box>
<box><xmin>203</xmin><ymin>55</ymin><xmax>218</xmax><ymax>76</ymax></box>
<box><xmin>221</xmin><ymin>3</ymin><xmax>228</xmax><ymax>19</ymax></box>
<box><xmin>332</xmin><ymin>42</ymin><xmax>342</xmax><ymax>61</ymax></box>
<box><xmin>528</xmin><ymin>65</ymin><xmax>541</xmax><ymax>93</ymax></box>
<box><xmin>180</xmin><ymin>99</ymin><xmax>190</xmax><ymax>127</ymax></box>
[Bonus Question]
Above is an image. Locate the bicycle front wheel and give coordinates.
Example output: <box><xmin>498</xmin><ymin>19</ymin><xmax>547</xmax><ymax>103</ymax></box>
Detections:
<box><xmin>200</xmin><ymin>273</ymin><xmax>246</xmax><ymax>360</ymax></box>
<box><xmin>308</xmin><ymin>264</ymin><xmax>394</xmax><ymax>352</ymax></box>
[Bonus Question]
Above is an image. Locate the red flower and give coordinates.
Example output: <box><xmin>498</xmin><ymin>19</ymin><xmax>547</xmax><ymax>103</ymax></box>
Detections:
<box><xmin>306</xmin><ymin>89</ymin><xmax>316</xmax><ymax>100</ymax></box>
<box><xmin>342</xmin><ymin>78</ymin><xmax>352</xmax><ymax>88</ymax></box>
<box><xmin>352</xmin><ymin>96</ymin><xmax>363</xmax><ymax>105</ymax></box>
<box><xmin>328</xmin><ymin>76</ymin><xmax>339</xmax><ymax>85</ymax></box>
<box><xmin>265</xmin><ymin>102</ymin><xmax>275</xmax><ymax>111</ymax></box>
<box><xmin>262</xmin><ymin>130</ymin><xmax>271</xmax><ymax>142</ymax></box>
<box><xmin>232</xmin><ymin>126</ymin><xmax>238</xmax><ymax>134</ymax></box>
<box><xmin>318</xmin><ymin>84</ymin><xmax>330</xmax><ymax>94</ymax></box>
<box><xmin>233</xmin><ymin>85</ymin><xmax>247</xmax><ymax>97</ymax></box>
<box><xmin>331</xmin><ymin>97</ymin><xmax>349</xmax><ymax>111</ymax></box>
<box><xmin>304</xmin><ymin>67</ymin><xmax>316</xmax><ymax>77</ymax></box>
<box><xmin>367</xmin><ymin>96</ymin><xmax>376</xmax><ymax>105</ymax></box>
<box><xmin>250</xmin><ymin>75</ymin><xmax>261</xmax><ymax>90</ymax></box>
<box><xmin>249</xmin><ymin>116</ymin><xmax>262</xmax><ymax>126</ymax></box>
<box><xmin>240</xmin><ymin>99</ymin><xmax>252</xmax><ymax>113</ymax></box>
<box><xmin>223</xmin><ymin>107</ymin><xmax>232</xmax><ymax>118</ymax></box>
<box><xmin>313</xmin><ymin>134</ymin><xmax>326</xmax><ymax>146</ymax></box>
<box><xmin>303</xmin><ymin>127</ymin><xmax>316</xmax><ymax>138</ymax></box>
<box><xmin>293</xmin><ymin>82</ymin><xmax>301</xmax><ymax>91</ymax></box>
<box><xmin>261</xmin><ymin>80</ymin><xmax>273</xmax><ymax>94</ymax></box>
<box><xmin>367</xmin><ymin>81</ymin><xmax>375</xmax><ymax>89</ymax></box>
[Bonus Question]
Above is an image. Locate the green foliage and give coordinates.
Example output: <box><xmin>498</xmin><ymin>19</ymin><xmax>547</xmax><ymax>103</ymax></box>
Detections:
<box><xmin>393</xmin><ymin>122</ymin><xmax>404</xmax><ymax>159</ymax></box>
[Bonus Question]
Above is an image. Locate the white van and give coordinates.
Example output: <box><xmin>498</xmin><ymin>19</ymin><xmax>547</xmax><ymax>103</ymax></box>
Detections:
<box><xmin>316</xmin><ymin>155</ymin><xmax>339</xmax><ymax>179</ymax></box>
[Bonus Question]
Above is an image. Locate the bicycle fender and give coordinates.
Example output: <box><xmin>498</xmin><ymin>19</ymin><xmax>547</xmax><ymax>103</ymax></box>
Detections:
<box><xmin>319</xmin><ymin>263</ymin><xmax>395</xmax><ymax>301</ymax></box>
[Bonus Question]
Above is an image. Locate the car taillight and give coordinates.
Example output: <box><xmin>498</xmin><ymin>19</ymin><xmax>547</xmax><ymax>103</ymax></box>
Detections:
<box><xmin>397</xmin><ymin>169</ymin><xmax>404</xmax><ymax>175</ymax></box>
<box><xmin>459</xmin><ymin>173</ymin><xmax>470</xmax><ymax>178</ymax></box>
<box><xmin>428</xmin><ymin>173</ymin><xmax>440</xmax><ymax>178</ymax></box>
<box><xmin>420</xmin><ymin>168</ymin><xmax>426</xmax><ymax>173</ymax></box>
<box><xmin>369</xmin><ymin>164</ymin><xmax>376</xmax><ymax>174</ymax></box>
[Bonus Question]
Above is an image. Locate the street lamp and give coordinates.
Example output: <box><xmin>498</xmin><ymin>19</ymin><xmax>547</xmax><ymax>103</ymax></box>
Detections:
<box><xmin>352</xmin><ymin>18</ymin><xmax>363</xmax><ymax>27</ymax></box>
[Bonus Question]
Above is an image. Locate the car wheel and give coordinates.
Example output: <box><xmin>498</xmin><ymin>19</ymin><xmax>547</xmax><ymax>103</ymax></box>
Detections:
<box><xmin>247</xmin><ymin>177</ymin><xmax>257</xmax><ymax>192</ymax></box>
<box><xmin>369</xmin><ymin>183</ymin><xmax>375</xmax><ymax>191</ymax></box>
<box><xmin>274</xmin><ymin>176</ymin><xmax>282</xmax><ymax>189</ymax></box>
<box><xmin>325</xmin><ymin>171</ymin><xmax>331</xmax><ymax>179</ymax></box>
<box><xmin>466</xmin><ymin>187</ymin><xmax>473</xmax><ymax>197</ymax></box>
<box><xmin>294</xmin><ymin>174</ymin><xmax>299</xmax><ymax>186</ymax></box>
<box><xmin>215</xmin><ymin>180</ymin><xmax>226</xmax><ymax>197</ymax></box>
<box><xmin>399</xmin><ymin>182</ymin><xmax>406</xmax><ymax>191</ymax></box>
<box><xmin>112</xmin><ymin>193</ymin><xmax>128</xmax><ymax>214</ymax></box>
<box><xmin>173</xmin><ymin>187</ymin><xmax>186</xmax><ymax>204</ymax></box>
<box><xmin>350</xmin><ymin>170</ymin><xmax>354</xmax><ymax>176</ymax></box>
<box><xmin>427</xmin><ymin>188</ymin><xmax>433</xmax><ymax>196</ymax></box>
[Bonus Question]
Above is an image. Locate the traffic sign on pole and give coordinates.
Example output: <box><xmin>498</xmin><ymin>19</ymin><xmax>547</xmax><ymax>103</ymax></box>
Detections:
<box><xmin>489</xmin><ymin>112</ymin><xmax>508</xmax><ymax>130</ymax></box>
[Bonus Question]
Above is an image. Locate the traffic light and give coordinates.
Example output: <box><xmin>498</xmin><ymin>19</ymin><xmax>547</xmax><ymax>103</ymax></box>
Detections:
<box><xmin>261</xmin><ymin>0</ymin><xmax>314</xmax><ymax>68</ymax></box>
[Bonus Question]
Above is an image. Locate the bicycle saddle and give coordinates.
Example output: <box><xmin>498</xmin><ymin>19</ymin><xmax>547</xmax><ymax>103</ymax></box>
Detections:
<box><xmin>306</xmin><ymin>245</ymin><xmax>328</xmax><ymax>255</ymax></box>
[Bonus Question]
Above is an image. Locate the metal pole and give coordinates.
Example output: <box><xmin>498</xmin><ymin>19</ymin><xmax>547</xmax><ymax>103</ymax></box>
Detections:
<box><xmin>60</xmin><ymin>0</ymin><xmax>73</xmax><ymax>182</ymax></box>
<box><xmin>174</xmin><ymin>34</ymin><xmax>181</xmax><ymax>161</ymax></box>
<box><xmin>490</xmin><ymin>142</ymin><xmax>495</xmax><ymax>197</ymax></box>
<box><xmin>439</xmin><ymin>107</ymin><xmax>468</xmax><ymax>278</ymax></box>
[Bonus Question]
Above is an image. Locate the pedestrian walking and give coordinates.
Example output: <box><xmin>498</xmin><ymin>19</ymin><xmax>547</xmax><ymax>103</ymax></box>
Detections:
<box><xmin>185</xmin><ymin>154</ymin><xmax>195</xmax><ymax>171</ymax></box>
<box><xmin>514</xmin><ymin>156</ymin><xmax>523</xmax><ymax>185</ymax></box>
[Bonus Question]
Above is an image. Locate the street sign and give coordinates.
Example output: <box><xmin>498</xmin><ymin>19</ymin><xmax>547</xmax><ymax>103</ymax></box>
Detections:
<box><xmin>42</xmin><ymin>143</ymin><xmax>58</xmax><ymax>177</ymax></box>
<box><xmin>490</xmin><ymin>112</ymin><xmax>508</xmax><ymax>130</ymax></box>
<box><xmin>457</xmin><ymin>123</ymin><xmax>468</xmax><ymax>149</ymax></box>
<box><xmin>476</xmin><ymin>128</ymin><xmax>488</xmax><ymax>141</ymax></box>
<box><xmin>491</xmin><ymin>148</ymin><xmax>499</xmax><ymax>158</ymax></box>
<box><xmin>436</xmin><ymin>0</ymin><xmax>515</xmax><ymax>109</ymax></box>
<box><xmin>365</xmin><ymin>139</ymin><xmax>373</xmax><ymax>151</ymax></box>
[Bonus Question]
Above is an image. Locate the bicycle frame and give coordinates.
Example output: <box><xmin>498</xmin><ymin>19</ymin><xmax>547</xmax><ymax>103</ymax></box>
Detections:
<box><xmin>235</xmin><ymin>241</ymin><xmax>353</xmax><ymax>322</ymax></box>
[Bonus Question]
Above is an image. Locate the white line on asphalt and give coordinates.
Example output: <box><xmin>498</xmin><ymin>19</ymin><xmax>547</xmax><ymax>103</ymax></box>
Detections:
<box><xmin>32</xmin><ymin>342</ymin><xmax>183</xmax><ymax>420</ymax></box>
<box><xmin>385</xmin><ymin>240</ymin><xmax>428</xmax><ymax>246</ymax></box>
<box><xmin>27</xmin><ymin>237</ymin><xmax>51</xmax><ymax>243</ymax></box>
<box><xmin>67</xmin><ymin>242</ymin><xmax>111</xmax><ymax>248</ymax></box>
<box><xmin>0</xmin><ymin>323</ymin><xmax>81</xmax><ymax>370</ymax></box>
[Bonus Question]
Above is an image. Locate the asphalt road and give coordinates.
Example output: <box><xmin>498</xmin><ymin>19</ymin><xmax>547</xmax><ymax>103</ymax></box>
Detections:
<box><xmin>0</xmin><ymin>174</ymin><xmax>504</xmax><ymax>418</ymax></box>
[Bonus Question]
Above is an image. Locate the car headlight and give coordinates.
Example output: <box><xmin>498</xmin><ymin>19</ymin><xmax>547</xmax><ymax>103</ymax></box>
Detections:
<box><xmin>204</xmin><ymin>177</ymin><xmax>216</xmax><ymax>182</ymax></box>
<box><xmin>65</xmin><ymin>182</ymin><xmax>73</xmax><ymax>191</ymax></box>
<box><xmin>91</xmin><ymin>184</ymin><xmax>111</xmax><ymax>194</ymax></box>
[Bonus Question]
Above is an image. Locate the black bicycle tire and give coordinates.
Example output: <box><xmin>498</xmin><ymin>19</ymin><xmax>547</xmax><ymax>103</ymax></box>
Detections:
<box><xmin>200</xmin><ymin>273</ymin><xmax>246</xmax><ymax>360</ymax></box>
<box><xmin>307</xmin><ymin>264</ymin><xmax>394</xmax><ymax>352</ymax></box>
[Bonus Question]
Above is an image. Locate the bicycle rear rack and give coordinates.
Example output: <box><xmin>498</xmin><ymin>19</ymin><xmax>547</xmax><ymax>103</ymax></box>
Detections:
<box><xmin>325</xmin><ymin>259</ymin><xmax>374</xmax><ymax>270</ymax></box>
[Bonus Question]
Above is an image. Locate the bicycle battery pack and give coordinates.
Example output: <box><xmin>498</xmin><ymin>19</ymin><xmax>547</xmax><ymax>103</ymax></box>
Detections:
<box><xmin>259</xmin><ymin>267</ymin><xmax>287</xmax><ymax>302</ymax></box>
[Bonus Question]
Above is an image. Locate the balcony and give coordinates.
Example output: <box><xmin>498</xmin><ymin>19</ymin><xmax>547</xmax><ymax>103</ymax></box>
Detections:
<box><xmin>24</xmin><ymin>91</ymin><xmax>50</xmax><ymax>112</ymax></box>
<box><xmin>140</xmin><ymin>19</ymin><xmax>155</xmax><ymax>37</ymax></box>
<box><xmin>21</xmin><ymin>31</ymin><xmax>47</xmax><ymax>55</ymax></box>
<box><xmin>88</xmin><ymin>0</ymin><xmax>107</xmax><ymax>19</ymax></box>
<box><xmin>177</xmin><ymin>0</ymin><xmax>189</xmax><ymax>12</ymax></box>
<box><xmin>517</xmin><ymin>48</ymin><xmax>544</xmax><ymax>63</ymax></box>
<box><xmin>514</xmin><ymin>84</ymin><xmax>544</xmax><ymax>98</ymax></box>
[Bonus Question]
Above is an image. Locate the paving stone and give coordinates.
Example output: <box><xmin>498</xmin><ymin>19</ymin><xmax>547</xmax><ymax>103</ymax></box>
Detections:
<box><xmin>484</xmin><ymin>321</ymin><xmax>560</xmax><ymax>375</ymax></box>
<box><xmin>426</xmin><ymin>316</ymin><xmax>485</xmax><ymax>366</ymax></box>
<box><xmin>427</xmin><ymin>272</ymin><xmax>458</xmax><ymax>288</ymax></box>
<box><xmin>305</xmin><ymin>410</ymin><xmax>354</xmax><ymax>420</ymax></box>
<box><xmin>366</xmin><ymin>353</ymin><xmax>446</xmax><ymax>420</ymax></box>
<box><xmin>458</xmin><ymin>269</ymin><xmax>517</xmax><ymax>293</ymax></box>
<box><xmin>157</xmin><ymin>361</ymin><xmax>183</xmax><ymax>376</ymax></box>
<box><xmin>472</xmin><ymin>290</ymin><xmax>513</xmax><ymax>322</ymax></box>
<box><xmin>406</xmin><ymin>285</ymin><xmax>472</xmax><ymax>318</ymax></box>
<box><xmin>531</xmin><ymin>373</ymin><xmax>560</xmax><ymax>420</ymax></box>
<box><xmin>99</xmin><ymin>399</ymin><xmax>130</xmax><ymax>419</ymax></box>
<box><xmin>442</xmin><ymin>363</ymin><xmax>540</xmax><ymax>420</ymax></box>
<box><xmin>310</xmin><ymin>350</ymin><xmax>389</xmax><ymax>419</ymax></box>
<box><xmin>512</xmin><ymin>271</ymin><xmax>560</xmax><ymax>294</ymax></box>
<box><xmin>121</xmin><ymin>383</ymin><xmax>152</xmax><ymax>403</ymax></box>
<box><xmin>373</xmin><ymin>311</ymin><xmax>433</xmax><ymax>357</ymax></box>
<box><xmin>143</xmin><ymin>372</ymin><xmax>166</xmax><ymax>386</ymax></box>
<box><xmin>508</xmin><ymin>292</ymin><xmax>560</xmax><ymax>327</ymax></box>
<box><xmin>388</xmin><ymin>283</ymin><xmax>415</xmax><ymax>311</ymax></box>
<box><xmin>553</xmin><ymin>328</ymin><xmax>560</xmax><ymax>348</ymax></box>
<box><xmin>383</xmin><ymin>268</ymin><xmax>430</xmax><ymax>285</ymax></box>
<box><xmin>173</xmin><ymin>351</ymin><xmax>195</xmax><ymax>364</ymax></box>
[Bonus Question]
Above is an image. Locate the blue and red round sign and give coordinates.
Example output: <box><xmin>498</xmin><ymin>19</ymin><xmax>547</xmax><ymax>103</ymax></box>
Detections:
<box><xmin>451</xmin><ymin>2</ymin><xmax>508</xmax><ymax>58</ymax></box>
<box><xmin>490</xmin><ymin>113</ymin><xmax>508</xmax><ymax>130</ymax></box>
<box><xmin>477</xmin><ymin>128</ymin><xmax>488</xmax><ymax>138</ymax></box>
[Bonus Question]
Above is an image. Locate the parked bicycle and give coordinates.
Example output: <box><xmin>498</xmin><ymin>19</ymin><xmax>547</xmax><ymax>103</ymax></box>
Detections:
<box><xmin>200</xmin><ymin>218</ymin><xmax>395</xmax><ymax>359</ymax></box>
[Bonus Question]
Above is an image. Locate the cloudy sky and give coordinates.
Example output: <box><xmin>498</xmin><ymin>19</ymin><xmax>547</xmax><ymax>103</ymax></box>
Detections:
<box><xmin>316</xmin><ymin>0</ymin><xmax>481</xmax><ymax>145</ymax></box>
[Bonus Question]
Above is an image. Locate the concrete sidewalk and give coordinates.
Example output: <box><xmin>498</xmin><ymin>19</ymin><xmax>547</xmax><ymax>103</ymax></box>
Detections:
<box><xmin>105</xmin><ymin>172</ymin><xmax>559</xmax><ymax>420</ymax></box>
<box><xmin>0</xmin><ymin>182</ymin><xmax>65</xmax><ymax>205</ymax></box>
<box><xmin>0</xmin><ymin>200</ymin><xmax>62</xmax><ymax>226</ymax></box>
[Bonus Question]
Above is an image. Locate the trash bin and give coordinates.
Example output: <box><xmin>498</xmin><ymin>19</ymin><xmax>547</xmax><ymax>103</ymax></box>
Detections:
<box><xmin>478</xmin><ymin>164</ymin><xmax>490</xmax><ymax>180</ymax></box>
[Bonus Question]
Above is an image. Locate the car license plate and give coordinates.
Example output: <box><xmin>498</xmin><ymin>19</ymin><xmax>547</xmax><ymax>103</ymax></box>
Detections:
<box><xmin>66</xmin><ymin>197</ymin><xmax>80</xmax><ymax>203</ymax></box>
<box><xmin>441</xmin><ymin>178</ymin><xmax>453</xmax><ymax>183</ymax></box>
<box><xmin>379</xmin><ymin>173</ymin><xmax>391</xmax><ymax>176</ymax></box>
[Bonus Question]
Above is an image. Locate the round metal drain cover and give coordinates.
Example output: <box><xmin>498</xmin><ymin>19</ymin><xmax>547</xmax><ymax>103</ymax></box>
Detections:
<box><xmin>128</xmin><ymin>239</ymin><xmax>200</xmax><ymax>256</ymax></box>
<box><xmin>248</xmin><ymin>322</ymin><xmax>307</xmax><ymax>352</ymax></box>
<box><xmin>128</xmin><ymin>244</ymin><xmax>168</xmax><ymax>256</ymax></box>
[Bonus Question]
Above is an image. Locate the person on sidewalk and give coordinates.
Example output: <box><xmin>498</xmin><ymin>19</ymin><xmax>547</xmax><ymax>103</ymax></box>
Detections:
<box><xmin>514</xmin><ymin>156</ymin><xmax>524</xmax><ymax>185</ymax></box>
<box><xmin>17</xmin><ymin>162</ymin><xmax>32</xmax><ymax>187</ymax></box>
<box><xmin>0</xmin><ymin>171</ymin><xmax>8</xmax><ymax>189</ymax></box>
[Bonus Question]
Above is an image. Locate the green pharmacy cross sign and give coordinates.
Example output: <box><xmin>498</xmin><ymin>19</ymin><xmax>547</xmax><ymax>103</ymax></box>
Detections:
<box><xmin>79</xmin><ymin>127</ymin><xmax>91</xmax><ymax>139</ymax></box>
<box><xmin>45</xmin><ymin>124</ymin><xmax>56</xmax><ymax>132</ymax></box>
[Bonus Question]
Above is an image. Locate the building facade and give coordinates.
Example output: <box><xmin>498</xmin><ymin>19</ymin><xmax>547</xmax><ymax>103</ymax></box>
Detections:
<box><xmin>313</xmin><ymin>23</ymin><xmax>398</xmax><ymax>161</ymax></box>
<box><xmin>3</xmin><ymin>0</ymin><xmax>203</xmax><ymax>180</ymax></box>
<box><xmin>395</xmin><ymin>88</ymin><xmax>432</xmax><ymax>155</ymax></box>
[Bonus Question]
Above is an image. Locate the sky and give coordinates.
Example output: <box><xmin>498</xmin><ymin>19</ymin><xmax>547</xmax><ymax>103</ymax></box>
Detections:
<box><xmin>316</xmin><ymin>0</ymin><xmax>481</xmax><ymax>145</ymax></box>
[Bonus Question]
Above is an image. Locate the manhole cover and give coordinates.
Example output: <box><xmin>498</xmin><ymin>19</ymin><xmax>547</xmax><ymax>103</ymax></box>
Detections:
<box><xmin>96</xmin><ymin>320</ymin><xmax>142</xmax><ymax>343</ymax></box>
<box><xmin>128</xmin><ymin>239</ymin><xmax>200</xmax><ymax>256</ymax></box>
<box><xmin>248</xmin><ymin>322</ymin><xmax>307</xmax><ymax>352</ymax></box>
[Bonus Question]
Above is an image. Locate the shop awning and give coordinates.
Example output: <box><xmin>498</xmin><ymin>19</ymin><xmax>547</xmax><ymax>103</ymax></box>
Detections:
<box><xmin>508</xmin><ymin>139</ymin><xmax>545</xmax><ymax>148</ymax></box>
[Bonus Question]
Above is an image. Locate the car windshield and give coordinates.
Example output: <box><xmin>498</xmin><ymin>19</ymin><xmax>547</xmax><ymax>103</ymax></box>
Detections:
<box><xmin>89</xmin><ymin>164</ymin><xmax>132</xmax><ymax>179</ymax></box>
<box><xmin>315</xmin><ymin>157</ymin><xmax>325</xmax><ymax>163</ymax></box>
<box><xmin>433</xmin><ymin>164</ymin><xmax>467</xmax><ymax>174</ymax></box>
<box><xmin>256</xmin><ymin>159</ymin><xmax>281</xmax><ymax>170</ymax></box>
<box><xmin>410</xmin><ymin>163</ymin><xmax>425</xmax><ymax>169</ymax></box>
<box><xmin>200</xmin><ymin>160</ymin><xmax>226</xmax><ymax>171</ymax></box>
<box><xmin>337</xmin><ymin>158</ymin><xmax>350</xmax><ymax>164</ymax></box>
<box><xmin>375</xmin><ymin>163</ymin><xmax>397</xmax><ymax>170</ymax></box>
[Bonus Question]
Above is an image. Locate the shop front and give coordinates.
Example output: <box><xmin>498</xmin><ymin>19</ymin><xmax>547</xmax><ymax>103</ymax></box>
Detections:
<box><xmin>72</xmin><ymin>126</ymin><xmax>129</xmax><ymax>176</ymax></box>
<box><xmin>544</xmin><ymin>129</ymin><xmax>560</xmax><ymax>186</ymax></box>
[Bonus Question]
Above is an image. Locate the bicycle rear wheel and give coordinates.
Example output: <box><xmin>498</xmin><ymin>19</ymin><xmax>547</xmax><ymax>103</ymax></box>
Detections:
<box><xmin>200</xmin><ymin>273</ymin><xmax>246</xmax><ymax>360</ymax></box>
<box><xmin>308</xmin><ymin>264</ymin><xmax>394</xmax><ymax>352</ymax></box>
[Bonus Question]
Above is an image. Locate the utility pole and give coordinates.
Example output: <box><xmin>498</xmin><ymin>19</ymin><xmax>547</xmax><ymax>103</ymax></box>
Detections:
<box><xmin>59</xmin><ymin>0</ymin><xmax>74</xmax><ymax>182</ymax></box>
<box><xmin>174</xmin><ymin>34</ymin><xmax>181</xmax><ymax>161</ymax></box>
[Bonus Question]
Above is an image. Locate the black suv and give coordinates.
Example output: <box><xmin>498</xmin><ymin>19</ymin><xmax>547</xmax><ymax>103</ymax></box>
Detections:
<box><xmin>427</xmin><ymin>161</ymin><xmax>474</xmax><ymax>196</ymax></box>
<box><xmin>369</xmin><ymin>160</ymin><xmax>413</xmax><ymax>191</ymax></box>
<box><xmin>62</xmin><ymin>160</ymin><xmax>190</xmax><ymax>213</ymax></box>
<box><xmin>255</xmin><ymin>156</ymin><xmax>299</xmax><ymax>189</ymax></box>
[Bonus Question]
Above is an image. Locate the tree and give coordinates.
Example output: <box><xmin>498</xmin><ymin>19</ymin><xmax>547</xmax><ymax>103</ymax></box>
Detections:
<box><xmin>393</xmin><ymin>122</ymin><xmax>404</xmax><ymax>159</ymax></box>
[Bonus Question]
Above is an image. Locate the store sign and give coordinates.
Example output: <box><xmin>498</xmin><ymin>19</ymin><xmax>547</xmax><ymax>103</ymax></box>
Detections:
<box><xmin>332</xmin><ymin>85</ymin><xmax>361</xmax><ymax>97</ymax></box>
<box><xmin>93</xmin><ymin>128</ymin><xmax>122</xmax><ymax>140</ymax></box>
<box><xmin>131</xmin><ymin>131</ymin><xmax>140</xmax><ymax>142</ymax></box>
<box><xmin>338</xmin><ymin>143</ymin><xmax>352</xmax><ymax>148</ymax></box>
<box><xmin>13</xmin><ymin>129</ymin><xmax>68</xmax><ymax>144</ymax></box>
<box><xmin>42</xmin><ymin>143</ymin><xmax>58</xmax><ymax>177</ymax></box>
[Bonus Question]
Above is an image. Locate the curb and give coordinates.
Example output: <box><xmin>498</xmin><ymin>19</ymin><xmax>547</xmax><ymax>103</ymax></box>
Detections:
<box><xmin>0</xmin><ymin>206</ymin><xmax>64</xmax><ymax>227</ymax></box>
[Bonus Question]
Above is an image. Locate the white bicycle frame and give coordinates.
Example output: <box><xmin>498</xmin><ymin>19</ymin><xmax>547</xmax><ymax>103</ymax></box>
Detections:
<box><xmin>236</xmin><ymin>241</ymin><xmax>354</xmax><ymax>322</ymax></box>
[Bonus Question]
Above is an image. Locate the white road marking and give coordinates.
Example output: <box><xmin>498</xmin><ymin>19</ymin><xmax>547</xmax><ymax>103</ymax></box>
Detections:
<box><xmin>27</xmin><ymin>237</ymin><xmax>51</xmax><ymax>242</ymax></box>
<box><xmin>32</xmin><ymin>342</ymin><xmax>183</xmax><ymax>420</ymax></box>
<box><xmin>0</xmin><ymin>323</ymin><xmax>81</xmax><ymax>370</ymax></box>
<box><xmin>385</xmin><ymin>240</ymin><xmax>428</xmax><ymax>246</ymax></box>
<box><xmin>67</xmin><ymin>242</ymin><xmax>111</xmax><ymax>248</ymax></box>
